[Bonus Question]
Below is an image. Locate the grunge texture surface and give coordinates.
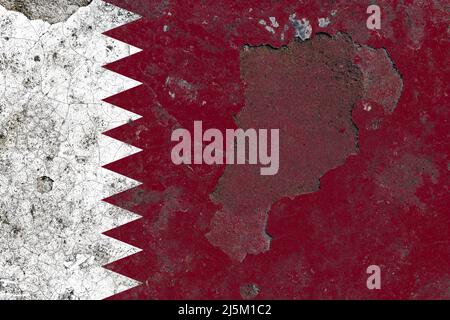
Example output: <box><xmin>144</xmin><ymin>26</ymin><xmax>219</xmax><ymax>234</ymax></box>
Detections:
<box><xmin>0</xmin><ymin>0</ymin><xmax>448</xmax><ymax>300</ymax></box>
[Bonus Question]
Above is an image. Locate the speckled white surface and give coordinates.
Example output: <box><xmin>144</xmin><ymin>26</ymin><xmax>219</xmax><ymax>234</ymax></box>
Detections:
<box><xmin>0</xmin><ymin>0</ymin><xmax>141</xmax><ymax>300</ymax></box>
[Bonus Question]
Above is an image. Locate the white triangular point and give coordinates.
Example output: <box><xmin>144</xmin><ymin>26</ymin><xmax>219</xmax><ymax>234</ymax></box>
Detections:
<box><xmin>0</xmin><ymin>0</ymin><xmax>145</xmax><ymax>300</ymax></box>
<box><xmin>98</xmin><ymin>2</ymin><xmax>145</xmax><ymax>298</ymax></box>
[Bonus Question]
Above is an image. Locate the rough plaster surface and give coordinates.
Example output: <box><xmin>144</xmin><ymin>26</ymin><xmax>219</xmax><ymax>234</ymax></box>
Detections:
<box><xmin>0</xmin><ymin>0</ymin><xmax>92</xmax><ymax>24</ymax></box>
<box><xmin>0</xmin><ymin>0</ymin><xmax>140</xmax><ymax>299</ymax></box>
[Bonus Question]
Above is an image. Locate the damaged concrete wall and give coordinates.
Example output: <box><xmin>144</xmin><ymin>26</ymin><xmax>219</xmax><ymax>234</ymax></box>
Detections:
<box><xmin>0</xmin><ymin>0</ymin><xmax>92</xmax><ymax>24</ymax></box>
<box><xmin>0</xmin><ymin>0</ymin><xmax>447</xmax><ymax>301</ymax></box>
<box><xmin>0</xmin><ymin>0</ymin><xmax>140</xmax><ymax>299</ymax></box>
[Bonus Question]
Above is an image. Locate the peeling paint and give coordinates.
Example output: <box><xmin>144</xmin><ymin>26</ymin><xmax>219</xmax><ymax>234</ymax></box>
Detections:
<box><xmin>289</xmin><ymin>14</ymin><xmax>312</xmax><ymax>41</ymax></box>
<box><xmin>318</xmin><ymin>17</ymin><xmax>331</xmax><ymax>28</ymax></box>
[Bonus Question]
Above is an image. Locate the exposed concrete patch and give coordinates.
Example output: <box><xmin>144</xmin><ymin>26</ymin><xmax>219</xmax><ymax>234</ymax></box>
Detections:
<box><xmin>207</xmin><ymin>33</ymin><xmax>404</xmax><ymax>262</ymax></box>
<box><xmin>318</xmin><ymin>17</ymin><xmax>331</xmax><ymax>28</ymax></box>
<box><xmin>36</xmin><ymin>176</ymin><xmax>54</xmax><ymax>194</ymax></box>
<box><xmin>208</xmin><ymin>33</ymin><xmax>365</xmax><ymax>261</ymax></box>
<box><xmin>0</xmin><ymin>0</ymin><xmax>92</xmax><ymax>24</ymax></box>
<box><xmin>240</xmin><ymin>283</ymin><xmax>260</xmax><ymax>300</ymax></box>
<box><xmin>289</xmin><ymin>14</ymin><xmax>312</xmax><ymax>41</ymax></box>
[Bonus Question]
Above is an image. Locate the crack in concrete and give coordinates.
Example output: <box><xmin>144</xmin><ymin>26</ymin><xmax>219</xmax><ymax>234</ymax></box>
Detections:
<box><xmin>0</xmin><ymin>0</ymin><xmax>93</xmax><ymax>24</ymax></box>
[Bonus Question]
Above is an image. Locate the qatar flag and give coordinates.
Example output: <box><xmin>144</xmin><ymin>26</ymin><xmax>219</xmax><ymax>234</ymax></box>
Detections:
<box><xmin>0</xmin><ymin>0</ymin><xmax>448</xmax><ymax>301</ymax></box>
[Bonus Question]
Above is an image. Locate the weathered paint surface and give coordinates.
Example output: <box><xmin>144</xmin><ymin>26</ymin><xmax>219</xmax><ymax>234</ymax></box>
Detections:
<box><xmin>103</xmin><ymin>0</ymin><xmax>449</xmax><ymax>300</ymax></box>
<box><xmin>0</xmin><ymin>0</ymin><xmax>447</xmax><ymax>300</ymax></box>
